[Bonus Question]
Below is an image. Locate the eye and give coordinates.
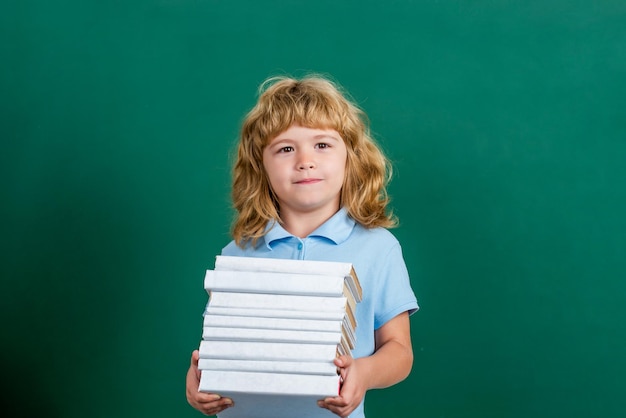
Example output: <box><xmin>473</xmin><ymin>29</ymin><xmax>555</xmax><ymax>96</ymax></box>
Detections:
<box><xmin>315</xmin><ymin>143</ymin><xmax>329</xmax><ymax>149</ymax></box>
<box><xmin>278</xmin><ymin>146</ymin><xmax>294</xmax><ymax>153</ymax></box>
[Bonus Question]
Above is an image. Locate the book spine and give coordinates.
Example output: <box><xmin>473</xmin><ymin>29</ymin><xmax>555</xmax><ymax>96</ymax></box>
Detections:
<box><xmin>214</xmin><ymin>256</ymin><xmax>362</xmax><ymax>301</ymax></box>
<box><xmin>204</xmin><ymin>270</ymin><xmax>345</xmax><ymax>297</ymax></box>
<box><xmin>208</xmin><ymin>291</ymin><xmax>348</xmax><ymax>312</ymax></box>
<box><xmin>202</xmin><ymin>326</ymin><xmax>343</xmax><ymax>345</ymax></box>
<box><xmin>203</xmin><ymin>314</ymin><xmax>345</xmax><ymax>333</ymax></box>
<box><xmin>215</xmin><ymin>255</ymin><xmax>352</xmax><ymax>277</ymax></box>
<box><xmin>199</xmin><ymin>370</ymin><xmax>341</xmax><ymax>397</ymax></box>
<box><xmin>198</xmin><ymin>340</ymin><xmax>338</xmax><ymax>362</ymax></box>
<box><xmin>197</xmin><ymin>358</ymin><xmax>338</xmax><ymax>376</ymax></box>
<box><xmin>203</xmin><ymin>306</ymin><xmax>347</xmax><ymax>321</ymax></box>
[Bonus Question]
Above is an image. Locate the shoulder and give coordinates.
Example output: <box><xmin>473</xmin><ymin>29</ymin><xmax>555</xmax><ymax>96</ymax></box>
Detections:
<box><xmin>221</xmin><ymin>240</ymin><xmax>240</xmax><ymax>255</ymax></box>
<box><xmin>350</xmin><ymin>224</ymin><xmax>401</xmax><ymax>248</ymax></box>
<box><xmin>343</xmin><ymin>225</ymin><xmax>406</xmax><ymax>272</ymax></box>
<box><xmin>221</xmin><ymin>239</ymin><xmax>267</xmax><ymax>257</ymax></box>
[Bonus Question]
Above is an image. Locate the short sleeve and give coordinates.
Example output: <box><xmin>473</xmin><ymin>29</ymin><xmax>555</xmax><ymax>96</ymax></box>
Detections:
<box><xmin>372</xmin><ymin>241</ymin><xmax>419</xmax><ymax>330</ymax></box>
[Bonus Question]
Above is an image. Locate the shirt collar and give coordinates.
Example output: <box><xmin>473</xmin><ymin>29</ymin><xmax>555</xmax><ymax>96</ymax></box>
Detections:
<box><xmin>263</xmin><ymin>207</ymin><xmax>355</xmax><ymax>249</ymax></box>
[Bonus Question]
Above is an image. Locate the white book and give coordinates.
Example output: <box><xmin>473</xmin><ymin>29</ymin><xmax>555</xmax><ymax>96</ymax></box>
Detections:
<box><xmin>202</xmin><ymin>307</ymin><xmax>356</xmax><ymax>347</ymax></box>
<box><xmin>207</xmin><ymin>291</ymin><xmax>349</xmax><ymax>313</ymax></box>
<box><xmin>198</xmin><ymin>358</ymin><xmax>337</xmax><ymax>376</ymax></box>
<box><xmin>205</xmin><ymin>270</ymin><xmax>358</xmax><ymax>319</ymax></box>
<box><xmin>203</xmin><ymin>306</ymin><xmax>346</xmax><ymax>322</ymax></box>
<box><xmin>198</xmin><ymin>340</ymin><xmax>338</xmax><ymax>362</ymax></box>
<box><xmin>215</xmin><ymin>255</ymin><xmax>362</xmax><ymax>302</ymax></box>
<box><xmin>202</xmin><ymin>326</ymin><xmax>342</xmax><ymax>345</ymax></box>
<box><xmin>204</xmin><ymin>269</ymin><xmax>353</xmax><ymax>298</ymax></box>
<box><xmin>199</xmin><ymin>369</ymin><xmax>341</xmax><ymax>397</ymax></box>
<box><xmin>203</xmin><ymin>314</ymin><xmax>346</xmax><ymax>333</ymax></box>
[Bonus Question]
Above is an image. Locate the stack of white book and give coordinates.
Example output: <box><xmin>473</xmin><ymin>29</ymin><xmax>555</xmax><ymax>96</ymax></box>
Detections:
<box><xmin>197</xmin><ymin>255</ymin><xmax>362</xmax><ymax>418</ymax></box>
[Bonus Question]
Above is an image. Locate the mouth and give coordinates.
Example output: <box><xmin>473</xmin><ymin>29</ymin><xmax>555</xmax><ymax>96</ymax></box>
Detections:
<box><xmin>295</xmin><ymin>178</ymin><xmax>322</xmax><ymax>185</ymax></box>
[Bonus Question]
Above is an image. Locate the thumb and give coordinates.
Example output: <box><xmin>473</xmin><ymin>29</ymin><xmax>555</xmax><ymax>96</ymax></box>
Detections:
<box><xmin>334</xmin><ymin>354</ymin><xmax>352</xmax><ymax>369</ymax></box>
<box><xmin>191</xmin><ymin>350</ymin><xmax>201</xmax><ymax>379</ymax></box>
<box><xmin>191</xmin><ymin>350</ymin><xmax>200</xmax><ymax>367</ymax></box>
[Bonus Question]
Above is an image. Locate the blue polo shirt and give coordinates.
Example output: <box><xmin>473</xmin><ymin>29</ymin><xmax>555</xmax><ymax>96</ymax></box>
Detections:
<box><xmin>219</xmin><ymin>208</ymin><xmax>419</xmax><ymax>418</ymax></box>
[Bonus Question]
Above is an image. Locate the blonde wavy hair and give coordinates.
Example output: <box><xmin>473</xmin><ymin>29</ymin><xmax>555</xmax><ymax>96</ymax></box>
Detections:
<box><xmin>231</xmin><ymin>75</ymin><xmax>397</xmax><ymax>247</ymax></box>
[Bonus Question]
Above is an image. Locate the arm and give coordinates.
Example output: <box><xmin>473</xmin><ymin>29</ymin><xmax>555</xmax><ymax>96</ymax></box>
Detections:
<box><xmin>318</xmin><ymin>311</ymin><xmax>413</xmax><ymax>417</ymax></box>
<box><xmin>186</xmin><ymin>350</ymin><xmax>234</xmax><ymax>415</ymax></box>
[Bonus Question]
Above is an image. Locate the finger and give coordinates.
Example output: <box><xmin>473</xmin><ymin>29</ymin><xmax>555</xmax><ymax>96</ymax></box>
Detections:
<box><xmin>199</xmin><ymin>397</ymin><xmax>234</xmax><ymax>416</ymax></box>
<box><xmin>334</xmin><ymin>355</ymin><xmax>352</xmax><ymax>368</ymax></box>
<box><xmin>319</xmin><ymin>396</ymin><xmax>348</xmax><ymax>408</ymax></box>
<box><xmin>196</xmin><ymin>392</ymin><xmax>222</xmax><ymax>402</ymax></box>
<box><xmin>318</xmin><ymin>401</ymin><xmax>350</xmax><ymax>418</ymax></box>
<box><xmin>190</xmin><ymin>350</ymin><xmax>200</xmax><ymax>367</ymax></box>
<box><xmin>186</xmin><ymin>366</ymin><xmax>199</xmax><ymax>391</ymax></box>
<box><xmin>190</xmin><ymin>350</ymin><xmax>202</xmax><ymax>379</ymax></box>
<box><xmin>195</xmin><ymin>393</ymin><xmax>233</xmax><ymax>405</ymax></box>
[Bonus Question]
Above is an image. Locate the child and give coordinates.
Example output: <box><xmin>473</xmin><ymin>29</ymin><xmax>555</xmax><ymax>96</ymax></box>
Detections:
<box><xmin>186</xmin><ymin>75</ymin><xmax>419</xmax><ymax>417</ymax></box>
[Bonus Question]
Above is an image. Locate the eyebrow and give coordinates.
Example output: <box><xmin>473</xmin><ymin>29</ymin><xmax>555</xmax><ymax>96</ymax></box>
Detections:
<box><xmin>270</xmin><ymin>133</ymin><xmax>342</xmax><ymax>144</ymax></box>
<box><xmin>312</xmin><ymin>134</ymin><xmax>341</xmax><ymax>141</ymax></box>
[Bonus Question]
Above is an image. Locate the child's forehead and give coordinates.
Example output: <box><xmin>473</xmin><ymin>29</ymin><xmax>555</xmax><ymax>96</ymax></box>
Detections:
<box><xmin>267</xmin><ymin>123</ymin><xmax>343</xmax><ymax>142</ymax></box>
<box><xmin>275</xmin><ymin>124</ymin><xmax>340</xmax><ymax>137</ymax></box>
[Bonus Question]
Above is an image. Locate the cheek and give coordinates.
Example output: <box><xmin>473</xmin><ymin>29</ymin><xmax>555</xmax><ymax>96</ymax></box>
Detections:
<box><xmin>339</xmin><ymin>153</ymin><xmax>349</xmax><ymax>176</ymax></box>
<box><xmin>263</xmin><ymin>162</ymin><xmax>289</xmax><ymax>191</ymax></box>
<box><xmin>262</xmin><ymin>153</ymin><xmax>277</xmax><ymax>178</ymax></box>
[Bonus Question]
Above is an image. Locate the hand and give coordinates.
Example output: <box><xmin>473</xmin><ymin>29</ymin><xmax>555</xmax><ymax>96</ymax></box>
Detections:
<box><xmin>317</xmin><ymin>355</ymin><xmax>367</xmax><ymax>417</ymax></box>
<box><xmin>186</xmin><ymin>350</ymin><xmax>234</xmax><ymax>416</ymax></box>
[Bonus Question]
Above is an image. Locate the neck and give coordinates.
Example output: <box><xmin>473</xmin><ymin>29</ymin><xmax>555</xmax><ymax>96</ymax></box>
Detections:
<box><xmin>279</xmin><ymin>207</ymin><xmax>339</xmax><ymax>238</ymax></box>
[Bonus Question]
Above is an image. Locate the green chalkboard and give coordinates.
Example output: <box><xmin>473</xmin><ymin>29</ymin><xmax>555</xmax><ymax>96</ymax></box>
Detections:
<box><xmin>2</xmin><ymin>1</ymin><xmax>625</xmax><ymax>417</ymax></box>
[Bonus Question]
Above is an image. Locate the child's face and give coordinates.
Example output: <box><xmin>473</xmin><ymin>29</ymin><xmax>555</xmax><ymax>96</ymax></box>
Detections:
<box><xmin>262</xmin><ymin>124</ymin><xmax>347</xmax><ymax>220</ymax></box>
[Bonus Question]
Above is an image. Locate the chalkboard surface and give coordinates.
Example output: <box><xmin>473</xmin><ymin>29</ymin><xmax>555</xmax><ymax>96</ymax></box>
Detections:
<box><xmin>2</xmin><ymin>1</ymin><xmax>625</xmax><ymax>417</ymax></box>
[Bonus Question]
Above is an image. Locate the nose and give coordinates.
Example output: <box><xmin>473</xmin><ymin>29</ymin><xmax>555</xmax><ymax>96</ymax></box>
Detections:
<box><xmin>297</xmin><ymin>152</ymin><xmax>316</xmax><ymax>170</ymax></box>
<box><xmin>298</xmin><ymin>161</ymin><xmax>316</xmax><ymax>170</ymax></box>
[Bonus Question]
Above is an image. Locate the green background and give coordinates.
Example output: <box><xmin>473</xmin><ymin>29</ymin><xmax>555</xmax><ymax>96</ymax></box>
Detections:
<box><xmin>2</xmin><ymin>1</ymin><xmax>625</xmax><ymax>417</ymax></box>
